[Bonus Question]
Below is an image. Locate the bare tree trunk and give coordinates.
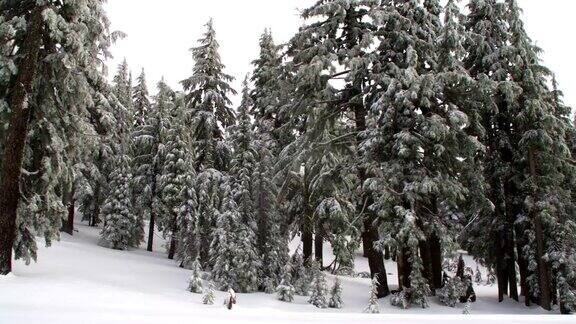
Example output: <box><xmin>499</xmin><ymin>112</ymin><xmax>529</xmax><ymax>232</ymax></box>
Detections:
<box><xmin>147</xmin><ymin>212</ymin><xmax>155</xmax><ymax>252</ymax></box>
<box><xmin>429</xmin><ymin>234</ymin><xmax>443</xmax><ymax>289</ymax></box>
<box><xmin>314</xmin><ymin>224</ymin><xmax>323</xmax><ymax>266</ymax></box>
<box><xmin>168</xmin><ymin>236</ymin><xmax>177</xmax><ymax>260</ymax></box>
<box><xmin>64</xmin><ymin>185</ymin><xmax>75</xmax><ymax>235</ymax></box>
<box><xmin>0</xmin><ymin>6</ymin><xmax>45</xmax><ymax>275</ymax></box>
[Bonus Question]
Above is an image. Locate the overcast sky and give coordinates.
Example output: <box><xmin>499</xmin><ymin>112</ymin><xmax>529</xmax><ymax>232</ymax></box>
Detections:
<box><xmin>105</xmin><ymin>0</ymin><xmax>575</xmax><ymax>116</ymax></box>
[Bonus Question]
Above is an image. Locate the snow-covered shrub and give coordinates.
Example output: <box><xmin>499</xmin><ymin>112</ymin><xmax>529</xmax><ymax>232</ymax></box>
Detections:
<box><xmin>308</xmin><ymin>263</ymin><xmax>328</xmax><ymax>308</ymax></box>
<box><xmin>328</xmin><ymin>278</ymin><xmax>343</xmax><ymax>309</ymax></box>
<box><xmin>187</xmin><ymin>259</ymin><xmax>203</xmax><ymax>293</ymax></box>
<box><xmin>203</xmin><ymin>283</ymin><xmax>215</xmax><ymax>305</ymax></box>
<box><xmin>276</xmin><ymin>280</ymin><xmax>295</xmax><ymax>302</ymax></box>
<box><xmin>262</xmin><ymin>277</ymin><xmax>276</xmax><ymax>294</ymax></box>
<box><xmin>364</xmin><ymin>277</ymin><xmax>381</xmax><ymax>313</ymax></box>
<box><xmin>474</xmin><ymin>265</ymin><xmax>483</xmax><ymax>284</ymax></box>
<box><xmin>390</xmin><ymin>290</ymin><xmax>409</xmax><ymax>309</ymax></box>
<box><xmin>437</xmin><ymin>276</ymin><xmax>466</xmax><ymax>307</ymax></box>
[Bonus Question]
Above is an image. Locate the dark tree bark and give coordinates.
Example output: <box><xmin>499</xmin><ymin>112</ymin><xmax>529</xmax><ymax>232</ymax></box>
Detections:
<box><xmin>0</xmin><ymin>6</ymin><xmax>45</xmax><ymax>275</ymax></box>
<box><xmin>429</xmin><ymin>234</ymin><xmax>443</xmax><ymax>289</ymax></box>
<box><xmin>314</xmin><ymin>224</ymin><xmax>323</xmax><ymax>266</ymax></box>
<box><xmin>384</xmin><ymin>246</ymin><xmax>391</xmax><ymax>260</ymax></box>
<box><xmin>456</xmin><ymin>254</ymin><xmax>465</xmax><ymax>280</ymax></box>
<box><xmin>397</xmin><ymin>247</ymin><xmax>412</xmax><ymax>289</ymax></box>
<box><xmin>147</xmin><ymin>213</ymin><xmax>155</xmax><ymax>252</ymax></box>
<box><xmin>64</xmin><ymin>185</ymin><xmax>75</xmax><ymax>235</ymax></box>
<box><xmin>168</xmin><ymin>236</ymin><xmax>177</xmax><ymax>260</ymax></box>
<box><xmin>419</xmin><ymin>239</ymin><xmax>434</xmax><ymax>291</ymax></box>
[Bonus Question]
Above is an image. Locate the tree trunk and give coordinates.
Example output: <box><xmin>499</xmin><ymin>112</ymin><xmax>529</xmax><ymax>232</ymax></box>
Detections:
<box><xmin>314</xmin><ymin>224</ymin><xmax>323</xmax><ymax>266</ymax></box>
<box><xmin>353</xmin><ymin>90</ymin><xmax>389</xmax><ymax>298</ymax></box>
<box><xmin>419</xmin><ymin>239</ymin><xmax>434</xmax><ymax>291</ymax></box>
<box><xmin>429</xmin><ymin>234</ymin><xmax>443</xmax><ymax>289</ymax></box>
<box><xmin>302</xmin><ymin>227</ymin><xmax>313</xmax><ymax>265</ymax></box>
<box><xmin>64</xmin><ymin>186</ymin><xmax>75</xmax><ymax>235</ymax></box>
<box><xmin>517</xmin><ymin>242</ymin><xmax>530</xmax><ymax>306</ymax></box>
<box><xmin>529</xmin><ymin>147</ymin><xmax>552</xmax><ymax>311</ymax></box>
<box><xmin>397</xmin><ymin>247</ymin><xmax>412</xmax><ymax>289</ymax></box>
<box><xmin>0</xmin><ymin>6</ymin><xmax>45</xmax><ymax>275</ymax></box>
<box><xmin>147</xmin><ymin>212</ymin><xmax>155</xmax><ymax>252</ymax></box>
<box><xmin>168</xmin><ymin>236</ymin><xmax>177</xmax><ymax>260</ymax></box>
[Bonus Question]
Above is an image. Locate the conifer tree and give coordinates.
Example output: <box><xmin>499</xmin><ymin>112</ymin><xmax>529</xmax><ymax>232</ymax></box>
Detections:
<box><xmin>308</xmin><ymin>262</ymin><xmax>328</xmax><ymax>308</ymax></box>
<box><xmin>181</xmin><ymin>19</ymin><xmax>236</xmax><ymax>266</ymax></box>
<box><xmin>364</xmin><ymin>276</ymin><xmax>381</xmax><ymax>313</ymax></box>
<box><xmin>211</xmin><ymin>185</ymin><xmax>260</xmax><ymax>293</ymax></box>
<box><xmin>203</xmin><ymin>282</ymin><xmax>215</xmax><ymax>305</ymax></box>
<box><xmin>130</xmin><ymin>69</ymin><xmax>153</xmax><ymax>248</ymax></box>
<box><xmin>277</xmin><ymin>264</ymin><xmax>295</xmax><ymax>302</ymax></box>
<box><xmin>0</xmin><ymin>0</ymin><xmax>116</xmax><ymax>274</ymax></box>
<box><xmin>329</xmin><ymin>278</ymin><xmax>343</xmax><ymax>309</ymax></box>
<box><xmin>156</xmin><ymin>90</ymin><xmax>197</xmax><ymax>263</ymax></box>
<box><xmin>188</xmin><ymin>258</ymin><xmax>204</xmax><ymax>294</ymax></box>
<box><xmin>99</xmin><ymin>154</ymin><xmax>135</xmax><ymax>250</ymax></box>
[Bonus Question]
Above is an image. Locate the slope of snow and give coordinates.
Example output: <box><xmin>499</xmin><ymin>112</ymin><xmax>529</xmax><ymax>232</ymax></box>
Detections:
<box><xmin>0</xmin><ymin>221</ymin><xmax>572</xmax><ymax>323</ymax></box>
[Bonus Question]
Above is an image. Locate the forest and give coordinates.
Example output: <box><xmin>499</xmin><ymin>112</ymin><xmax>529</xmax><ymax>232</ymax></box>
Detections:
<box><xmin>0</xmin><ymin>0</ymin><xmax>575</xmax><ymax>317</ymax></box>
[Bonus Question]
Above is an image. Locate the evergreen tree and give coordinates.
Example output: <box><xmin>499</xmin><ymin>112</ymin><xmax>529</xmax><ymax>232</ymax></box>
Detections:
<box><xmin>211</xmin><ymin>185</ymin><xmax>260</xmax><ymax>293</ymax></box>
<box><xmin>130</xmin><ymin>69</ymin><xmax>153</xmax><ymax>249</ymax></box>
<box><xmin>156</xmin><ymin>90</ymin><xmax>197</xmax><ymax>263</ymax></box>
<box><xmin>188</xmin><ymin>258</ymin><xmax>204</xmax><ymax>293</ymax></box>
<box><xmin>0</xmin><ymin>0</ymin><xmax>116</xmax><ymax>273</ymax></box>
<box><xmin>181</xmin><ymin>19</ymin><xmax>236</xmax><ymax>266</ymax></box>
<box><xmin>328</xmin><ymin>278</ymin><xmax>343</xmax><ymax>309</ymax></box>
<box><xmin>99</xmin><ymin>155</ymin><xmax>135</xmax><ymax>250</ymax></box>
<box><xmin>202</xmin><ymin>282</ymin><xmax>215</xmax><ymax>305</ymax></box>
<box><xmin>364</xmin><ymin>276</ymin><xmax>381</xmax><ymax>313</ymax></box>
<box><xmin>308</xmin><ymin>262</ymin><xmax>328</xmax><ymax>308</ymax></box>
<box><xmin>276</xmin><ymin>264</ymin><xmax>295</xmax><ymax>302</ymax></box>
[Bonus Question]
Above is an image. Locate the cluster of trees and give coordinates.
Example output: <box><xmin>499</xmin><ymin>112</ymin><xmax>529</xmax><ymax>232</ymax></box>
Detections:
<box><xmin>1</xmin><ymin>0</ymin><xmax>575</xmax><ymax>314</ymax></box>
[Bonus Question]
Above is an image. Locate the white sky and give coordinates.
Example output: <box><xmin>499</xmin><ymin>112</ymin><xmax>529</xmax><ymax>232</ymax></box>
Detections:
<box><xmin>105</xmin><ymin>0</ymin><xmax>576</xmax><ymax>117</ymax></box>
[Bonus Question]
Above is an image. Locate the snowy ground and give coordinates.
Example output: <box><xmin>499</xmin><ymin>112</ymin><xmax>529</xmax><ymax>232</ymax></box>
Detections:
<box><xmin>0</xmin><ymin>220</ymin><xmax>572</xmax><ymax>323</ymax></box>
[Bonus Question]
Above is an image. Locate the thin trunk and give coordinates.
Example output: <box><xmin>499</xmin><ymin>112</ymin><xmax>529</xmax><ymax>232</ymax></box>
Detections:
<box><xmin>168</xmin><ymin>236</ymin><xmax>177</xmax><ymax>260</ymax></box>
<box><xmin>65</xmin><ymin>186</ymin><xmax>75</xmax><ymax>235</ymax></box>
<box><xmin>0</xmin><ymin>6</ymin><xmax>45</xmax><ymax>275</ymax></box>
<box><xmin>529</xmin><ymin>147</ymin><xmax>552</xmax><ymax>311</ymax></box>
<box><xmin>397</xmin><ymin>247</ymin><xmax>412</xmax><ymax>289</ymax></box>
<box><xmin>314</xmin><ymin>224</ymin><xmax>323</xmax><ymax>266</ymax></box>
<box><xmin>147</xmin><ymin>212</ymin><xmax>155</xmax><ymax>252</ymax></box>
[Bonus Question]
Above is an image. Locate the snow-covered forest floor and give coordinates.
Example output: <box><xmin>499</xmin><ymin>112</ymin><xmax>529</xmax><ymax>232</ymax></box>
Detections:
<box><xmin>0</xmin><ymin>220</ymin><xmax>571</xmax><ymax>323</ymax></box>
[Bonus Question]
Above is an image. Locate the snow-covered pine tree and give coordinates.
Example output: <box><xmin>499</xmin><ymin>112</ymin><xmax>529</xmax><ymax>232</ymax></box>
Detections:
<box><xmin>328</xmin><ymin>278</ymin><xmax>343</xmax><ymax>309</ymax></box>
<box><xmin>248</xmin><ymin>40</ymin><xmax>292</xmax><ymax>285</ymax></box>
<box><xmin>364</xmin><ymin>276</ymin><xmax>381</xmax><ymax>313</ymax></box>
<box><xmin>211</xmin><ymin>183</ymin><xmax>260</xmax><ymax>293</ymax></box>
<box><xmin>285</xmin><ymin>0</ymin><xmax>392</xmax><ymax>296</ymax></box>
<box><xmin>292</xmin><ymin>252</ymin><xmax>312</xmax><ymax>296</ymax></box>
<box><xmin>203</xmin><ymin>282</ymin><xmax>215</xmax><ymax>305</ymax></box>
<box><xmin>0</xmin><ymin>0</ymin><xmax>116</xmax><ymax>274</ymax></box>
<box><xmin>188</xmin><ymin>258</ymin><xmax>204</xmax><ymax>293</ymax></box>
<box><xmin>362</xmin><ymin>0</ymin><xmax>480</xmax><ymax>304</ymax></box>
<box><xmin>130</xmin><ymin>69</ymin><xmax>153</xmax><ymax>249</ymax></box>
<box><xmin>276</xmin><ymin>264</ymin><xmax>295</xmax><ymax>302</ymax></box>
<box><xmin>308</xmin><ymin>262</ymin><xmax>328</xmax><ymax>308</ymax></box>
<box><xmin>475</xmin><ymin>265</ymin><xmax>483</xmax><ymax>284</ymax></box>
<box><xmin>99</xmin><ymin>153</ymin><xmax>135</xmax><ymax>250</ymax></box>
<box><xmin>156</xmin><ymin>89</ymin><xmax>197</xmax><ymax>263</ymax></box>
<box><xmin>181</xmin><ymin>19</ymin><xmax>235</xmax><ymax>267</ymax></box>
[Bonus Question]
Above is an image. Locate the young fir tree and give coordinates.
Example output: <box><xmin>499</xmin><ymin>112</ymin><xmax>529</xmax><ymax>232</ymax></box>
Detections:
<box><xmin>130</xmin><ymin>69</ymin><xmax>153</xmax><ymax>249</ymax></box>
<box><xmin>156</xmin><ymin>90</ymin><xmax>197</xmax><ymax>263</ymax></box>
<box><xmin>0</xmin><ymin>0</ymin><xmax>115</xmax><ymax>274</ymax></box>
<box><xmin>99</xmin><ymin>154</ymin><xmax>135</xmax><ymax>250</ymax></box>
<box><xmin>202</xmin><ymin>282</ymin><xmax>216</xmax><ymax>305</ymax></box>
<box><xmin>277</xmin><ymin>264</ymin><xmax>295</xmax><ymax>302</ymax></box>
<box><xmin>181</xmin><ymin>19</ymin><xmax>235</xmax><ymax>267</ymax></box>
<box><xmin>364</xmin><ymin>276</ymin><xmax>381</xmax><ymax>313</ymax></box>
<box><xmin>188</xmin><ymin>258</ymin><xmax>204</xmax><ymax>293</ymax></box>
<box><xmin>308</xmin><ymin>262</ymin><xmax>329</xmax><ymax>308</ymax></box>
<box><xmin>210</xmin><ymin>184</ymin><xmax>260</xmax><ymax>293</ymax></box>
<box><xmin>329</xmin><ymin>278</ymin><xmax>343</xmax><ymax>309</ymax></box>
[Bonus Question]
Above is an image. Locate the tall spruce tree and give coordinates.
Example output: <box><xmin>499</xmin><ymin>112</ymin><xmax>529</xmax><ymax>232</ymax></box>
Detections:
<box><xmin>130</xmin><ymin>69</ymin><xmax>153</xmax><ymax>248</ymax></box>
<box><xmin>285</xmin><ymin>0</ymin><xmax>390</xmax><ymax>297</ymax></box>
<box><xmin>181</xmin><ymin>19</ymin><xmax>236</xmax><ymax>266</ymax></box>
